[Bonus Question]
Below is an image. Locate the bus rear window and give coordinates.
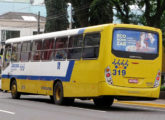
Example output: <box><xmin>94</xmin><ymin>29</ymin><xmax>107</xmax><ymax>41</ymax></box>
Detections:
<box><xmin>112</xmin><ymin>29</ymin><xmax>159</xmax><ymax>59</ymax></box>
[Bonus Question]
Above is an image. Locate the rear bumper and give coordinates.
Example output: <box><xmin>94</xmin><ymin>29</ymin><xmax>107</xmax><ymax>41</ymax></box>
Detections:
<box><xmin>98</xmin><ymin>82</ymin><xmax>160</xmax><ymax>99</ymax></box>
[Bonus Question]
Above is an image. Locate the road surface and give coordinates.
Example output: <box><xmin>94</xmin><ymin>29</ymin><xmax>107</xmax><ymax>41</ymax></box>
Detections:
<box><xmin>0</xmin><ymin>92</ymin><xmax>165</xmax><ymax>120</ymax></box>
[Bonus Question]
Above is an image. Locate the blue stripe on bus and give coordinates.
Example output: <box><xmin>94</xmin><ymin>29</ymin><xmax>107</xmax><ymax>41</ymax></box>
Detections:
<box><xmin>2</xmin><ymin>61</ymin><xmax>75</xmax><ymax>82</ymax></box>
<box><xmin>78</xmin><ymin>29</ymin><xmax>85</xmax><ymax>34</ymax></box>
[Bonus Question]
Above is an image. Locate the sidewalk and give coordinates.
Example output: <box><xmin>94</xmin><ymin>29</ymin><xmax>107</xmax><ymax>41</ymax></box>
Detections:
<box><xmin>115</xmin><ymin>99</ymin><xmax>165</xmax><ymax>109</ymax></box>
<box><xmin>115</xmin><ymin>91</ymin><xmax>165</xmax><ymax>108</ymax></box>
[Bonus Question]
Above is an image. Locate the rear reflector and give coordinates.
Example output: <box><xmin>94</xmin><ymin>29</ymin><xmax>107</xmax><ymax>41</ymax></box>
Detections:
<box><xmin>106</xmin><ymin>73</ymin><xmax>111</xmax><ymax>77</ymax></box>
<box><xmin>154</xmin><ymin>70</ymin><xmax>161</xmax><ymax>88</ymax></box>
<box><xmin>105</xmin><ymin>66</ymin><xmax>113</xmax><ymax>85</ymax></box>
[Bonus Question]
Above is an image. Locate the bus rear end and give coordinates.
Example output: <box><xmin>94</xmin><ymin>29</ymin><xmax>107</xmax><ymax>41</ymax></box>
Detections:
<box><xmin>101</xmin><ymin>24</ymin><xmax>162</xmax><ymax>100</ymax></box>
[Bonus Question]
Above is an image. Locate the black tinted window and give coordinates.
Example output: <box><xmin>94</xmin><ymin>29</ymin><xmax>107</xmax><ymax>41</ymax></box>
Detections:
<box><xmin>83</xmin><ymin>33</ymin><xmax>100</xmax><ymax>59</ymax></box>
<box><xmin>69</xmin><ymin>35</ymin><xmax>83</xmax><ymax>48</ymax></box>
<box><xmin>68</xmin><ymin>35</ymin><xmax>83</xmax><ymax>60</ymax></box>
<box><xmin>84</xmin><ymin>33</ymin><xmax>100</xmax><ymax>46</ymax></box>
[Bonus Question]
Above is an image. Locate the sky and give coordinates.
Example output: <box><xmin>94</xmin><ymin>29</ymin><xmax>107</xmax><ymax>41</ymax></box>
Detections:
<box><xmin>0</xmin><ymin>0</ymin><xmax>46</xmax><ymax>17</ymax></box>
<box><xmin>0</xmin><ymin>1</ymin><xmax>144</xmax><ymax>24</ymax></box>
<box><xmin>0</xmin><ymin>0</ymin><xmax>44</xmax><ymax>4</ymax></box>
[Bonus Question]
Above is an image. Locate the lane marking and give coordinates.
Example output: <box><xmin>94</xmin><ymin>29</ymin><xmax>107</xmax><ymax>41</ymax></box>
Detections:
<box><xmin>114</xmin><ymin>100</ymin><xmax>165</xmax><ymax>109</ymax></box>
<box><xmin>0</xmin><ymin>109</ymin><xmax>15</xmax><ymax>115</ymax></box>
<box><xmin>70</xmin><ymin>107</ymin><xmax>106</xmax><ymax>113</ymax></box>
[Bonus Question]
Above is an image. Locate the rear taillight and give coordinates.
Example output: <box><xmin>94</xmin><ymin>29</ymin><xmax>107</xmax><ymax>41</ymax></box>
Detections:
<box><xmin>105</xmin><ymin>66</ymin><xmax>113</xmax><ymax>85</ymax></box>
<box><xmin>154</xmin><ymin>70</ymin><xmax>161</xmax><ymax>88</ymax></box>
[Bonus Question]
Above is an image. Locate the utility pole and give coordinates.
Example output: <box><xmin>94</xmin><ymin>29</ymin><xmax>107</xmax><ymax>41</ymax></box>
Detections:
<box><xmin>68</xmin><ymin>3</ymin><xmax>72</xmax><ymax>29</ymax></box>
<box><xmin>37</xmin><ymin>11</ymin><xmax>40</xmax><ymax>34</ymax></box>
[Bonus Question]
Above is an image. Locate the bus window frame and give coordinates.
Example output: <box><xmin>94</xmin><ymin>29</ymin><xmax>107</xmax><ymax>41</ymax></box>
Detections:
<box><xmin>3</xmin><ymin>44</ymin><xmax>12</xmax><ymax>69</ymax></box>
<box><xmin>67</xmin><ymin>34</ymin><xmax>83</xmax><ymax>60</ymax></box>
<box><xmin>11</xmin><ymin>42</ymin><xmax>21</xmax><ymax>62</ymax></box>
<box><xmin>54</xmin><ymin>36</ymin><xmax>69</xmax><ymax>61</ymax></box>
<box><xmin>82</xmin><ymin>32</ymin><xmax>101</xmax><ymax>60</ymax></box>
<box><xmin>111</xmin><ymin>28</ymin><xmax>159</xmax><ymax>60</ymax></box>
<box><xmin>31</xmin><ymin>39</ymin><xmax>43</xmax><ymax>62</ymax></box>
<box><xmin>20</xmin><ymin>41</ymin><xmax>32</xmax><ymax>62</ymax></box>
<box><xmin>41</xmin><ymin>37</ymin><xmax>55</xmax><ymax>62</ymax></box>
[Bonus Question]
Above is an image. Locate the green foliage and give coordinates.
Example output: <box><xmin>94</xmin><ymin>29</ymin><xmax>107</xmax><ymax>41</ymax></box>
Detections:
<box><xmin>112</xmin><ymin>0</ymin><xmax>165</xmax><ymax>43</ymax></box>
<box><xmin>45</xmin><ymin>0</ymin><xmax>165</xmax><ymax>39</ymax></box>
<box><xmin>69</xmin><ymin>0</ymin><xmax>93</xmax><ymax>27</ymax></box>
<box><xmin>112</xmin><ymin>0</ymin><xmax>137</xmax><ymax>24</ymax></box>
<box><xmin>69</xmin><ymin>0</ymin><xmax>113</xmax><ymax>27</ymax></box>
<box><xmin>161</xmin><ymin>86</ymin><xmax>165</xmax><ymax>91</ymax></box>
<box><xmin>89</xmin><ymin>0</ymin><xmax>113</xmax><ymax>25</ymax></box>
<box><xmin>45</xmin><ymin>0</ymin><xmax>69</xmax><ymax>32</ymax></box>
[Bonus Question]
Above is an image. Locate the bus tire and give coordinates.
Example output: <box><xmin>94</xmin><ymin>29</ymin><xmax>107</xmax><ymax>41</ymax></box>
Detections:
<box><xmin>11</xmin><ymin>80</ymin><xmax>21</xmax><ymax>99</ymax></box>
<box><xmin>93</xmin><ymin>96</ymin><xmax>114</xmax><ymax>107</ymax></box>
<box><xmin>53</xmin><ymin>81</ymin><xmax>65</xmax><ymax>105</ymax></box>
<box><xmin>53</xmin><ymin>82</ymin><xmax>74</xmax><ymax>105</ymax></box>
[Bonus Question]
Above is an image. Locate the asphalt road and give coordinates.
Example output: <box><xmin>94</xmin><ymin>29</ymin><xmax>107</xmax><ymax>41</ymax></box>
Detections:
<box><xmin>1</xmin><ymin>92</ymin><xmax>165</xmax><ymax>120</ymax></box>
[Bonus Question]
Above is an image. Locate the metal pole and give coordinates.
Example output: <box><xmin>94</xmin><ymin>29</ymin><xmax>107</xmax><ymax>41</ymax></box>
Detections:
<box><xmin>38</xmin><ymin>11</ymin><xmax>40</xmax><ymax>34</ymax></box>
<box><xmin>69</xmin><ymin>3</ymin><xmax>72</xmax><ymax>29</ymax></box>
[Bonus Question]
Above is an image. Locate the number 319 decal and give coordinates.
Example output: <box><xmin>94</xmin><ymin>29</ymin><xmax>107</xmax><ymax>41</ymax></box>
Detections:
<box><xmin>113</xmin><ymin>69</ymin><xmax>126</xmax><ymax>76</ymax></box>
<box><xmin>112</xmin><ymin>59</ymin><xmax>128</xmax><ymax>76</ymax></box>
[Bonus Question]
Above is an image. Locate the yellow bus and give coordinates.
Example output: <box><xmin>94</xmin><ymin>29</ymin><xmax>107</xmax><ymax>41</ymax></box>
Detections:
<box><xmin>162</xmin><ymin>47</ymin><xmax>165</xmax><ymax>84</ymax></box>
<box><xmin>1</xmin><ymin>24</ymin><xmax>162</xmax><ymax>107</ymax></box>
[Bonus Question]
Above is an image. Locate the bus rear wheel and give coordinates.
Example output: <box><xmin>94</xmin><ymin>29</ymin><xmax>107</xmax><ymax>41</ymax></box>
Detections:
<box><xmin>93</xmin><ymin>96</ymin><xmax>114</xmax><ymax>107</ymax></box>
<box><xmin>53</xmin><ymin>82</ymin><xmax>74</xmax><ymax>105</ymax></box>
<box><xmin>11</xmin><ymin>80</ymin><xmax>21</xmax><ymax>99</ymax></box>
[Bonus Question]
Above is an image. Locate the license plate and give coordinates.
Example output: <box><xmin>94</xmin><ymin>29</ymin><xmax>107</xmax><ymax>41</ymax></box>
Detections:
<box><xmin>128</xmin><ymin>79</ymin><xmax>138</xmax><ymax>83</ymax></box>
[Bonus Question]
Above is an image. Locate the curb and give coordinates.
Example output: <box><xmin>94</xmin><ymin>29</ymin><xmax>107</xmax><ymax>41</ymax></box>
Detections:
<box><xmin>115</xmin><ymin>100</ymin><xmax>165</xmax><ymax>108</ymax></box>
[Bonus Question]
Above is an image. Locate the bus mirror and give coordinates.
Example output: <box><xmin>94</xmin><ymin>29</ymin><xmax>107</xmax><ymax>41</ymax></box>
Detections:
<box><xmin>0</xmin><ymin>48</ymin><xmax>3</xmax><ymax>55</ymax></box>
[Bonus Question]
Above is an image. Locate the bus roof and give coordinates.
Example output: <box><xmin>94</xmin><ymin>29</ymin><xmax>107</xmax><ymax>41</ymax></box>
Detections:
<box><xmin>5</xmin><ymin>23</ymin><xmax>161</xmax><ymax>44</ymax></box>
<box><xmin>5</xmin><ymin>24</ymin><xmax>110</xmax><ymax>44</ymax></box>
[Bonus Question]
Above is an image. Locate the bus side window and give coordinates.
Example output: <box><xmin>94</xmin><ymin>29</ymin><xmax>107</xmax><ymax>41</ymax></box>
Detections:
<box><xmin>31</xmin><ymin>40</ymin><xmax>42</xmax><ymax>61</ymax></box>
<box><xmin>68</xmin><ymin>35</ymin><xmax>83</xmax><ymax>60</ymax></box>
<box><xmin>42</xmin><ymin>38</ymin><xmax>54</xmax><ymax>61</ymax></box>
<box><xmin>21</xmin><ymin>41</ymin><xmax>31</xmax><ymax>62</ymax></box>
<box><xmin>3</xmin><ymin>44</ymin><xmax>11</xmax><ymax>69</ymax></box>
<box><xmin>54</xmin><ymin>37</ymin><xmax>68</xmax><ymax>60</ymax></box>
<box><xmin>83</xmin><ymin>33</ymin><xmax>101</xmax><ymax>59</ymax></box>
<box><xmin>11</xmin><ymin>43</ymin><xmax>21</xmax><ymax>62</ymax></box>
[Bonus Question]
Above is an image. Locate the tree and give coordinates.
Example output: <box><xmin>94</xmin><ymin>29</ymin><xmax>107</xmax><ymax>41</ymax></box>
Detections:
<box><xmin>45</xmin><ymin>0</ymin><xmax>69</xmax><ymax>32</ymax></box>
<box><xmin>112</xmin><ymin>0</ymin><xmax>138</xmax><ymax>24</ymax></box>
<box><xmin>112</xmin><ymin>0</ymin><xmax>165</xmax><ymax>42</ymax></box>
<box><xmin>69</xmin><ymin>0</ymin><xmax>113</xmax><ymax>27</ymax></box>
<box><xmin>112</xmin><ymin>0</ymin><xmax>165</xmax><ymax>28</ymax></box>
<box><xmin>89</xmin><ymin>0</ymin><xmax>113</xmax><ymax>25</ymax></box>
<box><xmin>69</xmin><ymin>0</ymin><xmax>93</xmax><ymax>27</ymax></box>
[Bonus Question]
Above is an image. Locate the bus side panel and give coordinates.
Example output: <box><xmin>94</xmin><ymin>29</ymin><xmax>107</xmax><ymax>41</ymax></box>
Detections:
<box><xmin>38</xmin><ymin>80</ymin><xmax>54</xmax><ymax>95</ymax></box>
<box><xmin>63</xmin><ymin>60</ymin><xmax>100</xmax><ymax>97</ymax></box>
<box><xmin>98</xmin><ymin>81</ymin><xmax>160</xmax><ymax>98</ymax></box>
<box><xmin>162</xmin><ymin>46</ymin><xmax>165</xmax><ymax>77</ymax></box>
<box><xmin>63</xmin><ymin>27</ymin><xmax>108</xmax><ymax>97</ymax></box>
<box><xmin>18</xmin><ymin>79</ymin><xmax>37</xmax><ymax>94</ymax></box>
<box><xmin>1</xmin><ymin>78</ymin><xmax>10</xmax><ymax>90</ymax></box>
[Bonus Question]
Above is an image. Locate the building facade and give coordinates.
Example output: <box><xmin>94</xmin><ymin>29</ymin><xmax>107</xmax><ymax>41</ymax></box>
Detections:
<box><xmin>0</xmin><ymin>12</ymin><xmax>45</xmax><ymax>45</ymax></box>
